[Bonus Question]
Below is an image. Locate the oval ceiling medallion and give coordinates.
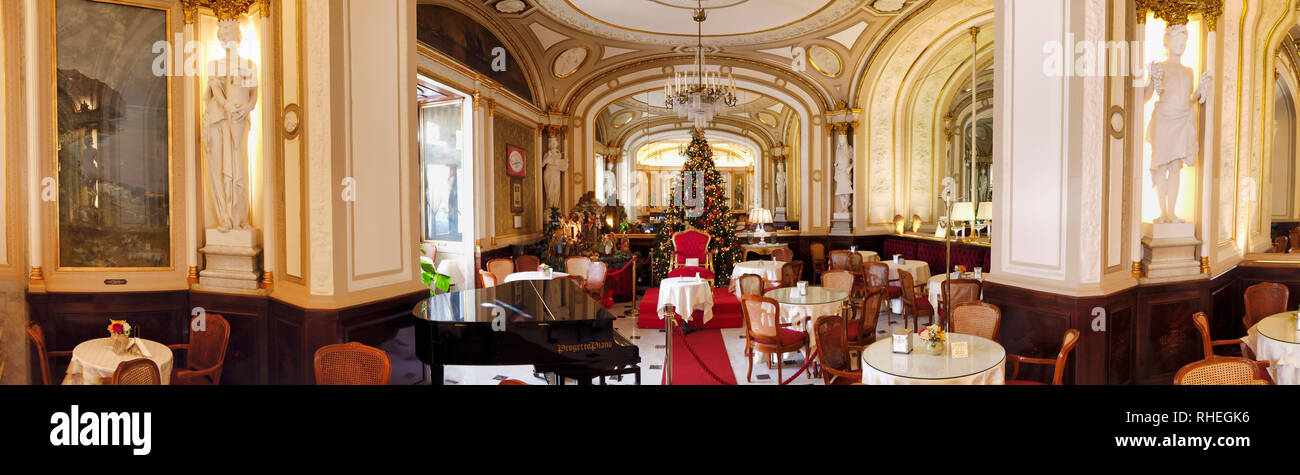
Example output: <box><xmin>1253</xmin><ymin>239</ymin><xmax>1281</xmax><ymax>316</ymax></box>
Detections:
<box><xmin>552</xmin><ymin>47</ymin><xmax>589</xmax><ymax>79</ymax></box>
<box><xmin>808</xmin><ymin>45</ymin><xmax>842</xmax><ymax>77</ymax></box>
<box><xmin>534</xmin><ymin>0</ymin><xmax>855</xmax><ymax>47</ymax></box>
<box><xmin>495</xmin><ymin>0</ymin><xmax>526</xmax><ymax>14</ymax></box>
<box><xmin>756</xmin><ymin>111</ymin><xmax>777</xmax><ymax>127</ymax></box>
<box><xmin>612</xmin><ymin>111</ymin><xmax>636</xmax><ymax>128</ymax></box>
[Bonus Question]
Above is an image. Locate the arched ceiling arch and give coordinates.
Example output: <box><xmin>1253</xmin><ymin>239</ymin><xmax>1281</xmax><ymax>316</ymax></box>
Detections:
<box><xmin>421</xmin><ymin>0</ymin><xmax>953</xmax><ymax>112</ymax></box>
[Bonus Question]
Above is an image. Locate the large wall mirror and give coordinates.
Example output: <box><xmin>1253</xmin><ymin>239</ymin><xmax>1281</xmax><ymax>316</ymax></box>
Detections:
<box><xmin>55</xmin><ymin>0</ymin><xmax>172</xmax><ymax>269</ymax></box>
<box><xmin>1268</xmin><ymin>24</ymin><xmax>1300</xmax><ymax>253</ymax></box>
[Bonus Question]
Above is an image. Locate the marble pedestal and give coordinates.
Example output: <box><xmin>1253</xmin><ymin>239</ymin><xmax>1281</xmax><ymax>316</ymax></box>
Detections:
<box><xmin>198</xmin><ymin>228</ymin><xmax>265</xmax><ymax>293</ymax></box>
<box><xmin>1140</xmin><ymin>222</ymin><xmax>1206</xmax><ymax>283</ymax></box>
<box><xmin>773</xmin><ymin>207</ymin><xmax>787</xmax><ymax>223</ymax></box>
<box><xmin>830</xmin><ymin>212</ymin><xmax>853</xmax><ymax>236</ymax></box>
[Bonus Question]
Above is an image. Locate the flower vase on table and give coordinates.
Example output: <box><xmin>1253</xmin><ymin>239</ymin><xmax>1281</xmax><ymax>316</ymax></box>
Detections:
<box><xmin>107</xmin><ymin>320</ymin><xmax>132</xmax><ymax>355</ymax></box>
<box><xmin>919</xmin><ymin>324</ymin><xmax>947</xmax><ymax>356</ymax></box>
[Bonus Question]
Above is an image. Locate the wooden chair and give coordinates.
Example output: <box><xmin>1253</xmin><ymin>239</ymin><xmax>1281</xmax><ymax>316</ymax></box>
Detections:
<box><xmin>1174</xmin><ymin>357</ymin><xmax>1273</xmax><ymax>385</ymax></box>
<box><xmin>314</xmin><ymin>342</ymin><xmax>392</xmax><ymax>385</ymax></box>
<box><xmin>1243</xmin><ymin>282</ymin><xmax>1289</xmax><ymax>329</ymax></box>
<box><xmin>565</xmin><ymin>256</ymin><xmax>592</xmax><ymax>285</ymax></box>
<box><xmin>950</xmin><ymin>302</ymin><xmax>1001</xmax><ymax>341</ymax></box>
<box><xmin>897</xmin><ymin>270</ymin><xmax>933</xmax><ymax>330</ymax></box>
<box><xmin>737</xmin><ymin>273</ymin><xmax>765</xmax><ymax>297</ymax></box>
<box><xmin>1006</xmin><ymin>329</ymin><xmax>1080</xmax><ymax>385</ymax></box>
<box><xmin>25</xmin><ymin>321</ymin><xmax>73</xmax><ymax>385</ymax></box>
<box><xmin>1292</xmin><ymin>227</ymin><xmax>1300</xmax><ymax>253</ymax></box>
<box><xmin>740</xmin><ymin>295</ymin><xmax>809</xmax><ymax>383</ymax></box>
<box><xmin>778</xmin><ymin>261</ymin><xmax>803</xmax><ymax>288</ymax></box>
<box><xmin>848</xmin><ymin>287</ymin><xmax>885</xmax><ymax>347</ymax></box>
<box><xmin>485</xmin><ymin>257</ymin><xmax>515</xmax><ymax>284</ymax></box>
<box><xmin>477</xmin><ymin>269</ymin><xmax>499</xmax><ymax>288</ymax></box>
<box><xmin>1273</xmin><ymin>236</ymin><xmax>1290</xmax><ymax>253</ymax></box>
<box><xmin>584</xmin><ymin>261</ymin><xmax>608</xmax><ymax>296</ymax></box>
<box><xmin>863</xmin><ymin>262</ymin><xmax>901</xmax><ymax>300</ymax></box>
<box><xmin>809</xmin><ymin>242</ymin><xmax>828</xmax><ymax>279</ymax></box>
<box><xmin>168</xmin><ymin>313</ymin><xmax>230</xmax><ymax>385</ymax></box>
<box><xmin>110</xmin><ymin>358</ymin><xmax>162</xmax><ymax>385</ymax></box>
<box><xmin>828</xmin><ymin>250</ymin><xmax>853</xmax><ymax>271</ymax></box>
<box><xmin>671</xmin><ymin>229</ymin><xmax>713</xmax><ymax>270</ymax></box>
<box><xmin>814</xmin><ymin>315</ymin><xmax>861</xmax><ymax>385</ymax></box>
<box><xmin>772</xmin><ymin>248</ymin><xmax>794</xmax><ymax>262</ymax></box>
<box><xmin>515</xmin><ymin>255</ymin><xmax>541</xmax><ymax>273</ymax></box>
<box><xmin>939</xmin><ymin>278</ymin><xmax>983</xmax><ymax>325</ymax></box>
<box><xmin>848</xmin><ymin>251</ymin><xmax>864</xmax><ymax>274</ymax></box>
<box><xmin>820</xmin><ymin>270</ymin><xmax>856</xmax><ymax>294</ymax></box>
<box><xmin>1192</xmin><ymin>312</ymin><xmax>1243</xmax><ymax>359</ymax></box>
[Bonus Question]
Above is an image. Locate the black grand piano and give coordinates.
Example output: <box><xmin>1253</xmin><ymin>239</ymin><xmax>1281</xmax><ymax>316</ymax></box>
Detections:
<box><xmin>411</xmin><ymin>278</ymin><xmax>641</xmax><ymax>385</ymax></box>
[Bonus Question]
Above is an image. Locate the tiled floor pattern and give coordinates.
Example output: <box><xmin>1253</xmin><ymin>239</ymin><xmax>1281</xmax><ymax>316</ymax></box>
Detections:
<box><xmin>441</xmin><ymin>296</ymin><xmax>915</xmax><ymax>386</ymax></box>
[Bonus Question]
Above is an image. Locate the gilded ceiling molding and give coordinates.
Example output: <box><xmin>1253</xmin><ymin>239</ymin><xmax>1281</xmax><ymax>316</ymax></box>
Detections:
<box><xmin>182</xmin><ymin>0</ymin><xmax>261</xmax><ymax>24</ymax></box>
<box><xmin>1135</xmin><ymin>0</ymin><xmax>1223</xmax><ymax>31</ymax></box>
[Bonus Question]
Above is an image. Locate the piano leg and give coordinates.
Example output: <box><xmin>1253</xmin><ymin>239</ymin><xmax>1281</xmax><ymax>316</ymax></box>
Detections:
<box><xmin>430</xmin><ymin>363</ymin><xmax>445</xmax><ymax>386</ymax></box>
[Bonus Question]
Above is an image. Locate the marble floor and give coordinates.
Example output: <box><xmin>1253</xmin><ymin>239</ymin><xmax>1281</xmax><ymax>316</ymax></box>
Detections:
<box><xmin>440</xmin><ymin>296</ymin><xmax>917</xmax><ymax>386</ymax></box>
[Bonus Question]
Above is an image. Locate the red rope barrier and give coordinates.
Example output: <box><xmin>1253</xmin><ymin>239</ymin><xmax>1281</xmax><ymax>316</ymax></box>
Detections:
<box><xmin>780</xmin><ymin>348</ymin><xmax>819</xmax><ymax>385</ymax></box>
<box><xmin>668</xmin><ymin>319</ymin><xmax>734</xmax><ymax>385</ymax></box>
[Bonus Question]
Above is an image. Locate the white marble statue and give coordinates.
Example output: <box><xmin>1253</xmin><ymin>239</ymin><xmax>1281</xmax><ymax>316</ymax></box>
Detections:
<box><xmin>833</xmin><ymin>131</ymin><xmax>854</xmax><ymax>213</ymax></box>
<box><xmin>602</xmin><ymin>162</ymin><xmax>617</xmax><ymax>206</ymax></box>
<box><xmin>1146</xmin><ymin>24</ymin><xmax>1211</xmax><ymax>224</ymax></box>
<box><xmin>202</xmin><ymin>21</ymin><xmax>259</xmax><ymax>231</ymax></box>
<box><xmin>774</xmin><ymin>162</ymin><xmax>787</xmax><ymax>207</ymax></box>
<box><xmin>541</xmin><ymin>134</ymin><xmax>567</xmax><ymax>210</ymax></box>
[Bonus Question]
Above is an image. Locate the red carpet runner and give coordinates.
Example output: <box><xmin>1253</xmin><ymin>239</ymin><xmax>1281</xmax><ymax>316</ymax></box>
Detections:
<box><xmin>660</xmin><ymin>328</ymin><xmax>737</xmax><ymax>385</ymax></box>
<box><xmin>637</xmin><ymin>287</ymin><xmax>743</xmax><ymax>329</ymax></box>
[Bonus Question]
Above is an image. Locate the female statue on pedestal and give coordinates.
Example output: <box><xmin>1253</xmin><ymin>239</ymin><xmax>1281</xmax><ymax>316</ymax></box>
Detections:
<box><xmin>774</xmin><ymin>162</ymin><xmax>787</xmax><ymax>207</ymax></box>
<box><xmin>1146</xmin><ymin>24</ymin><xmax>1211</xmax><ymax>224</ymax></box>
<box><xmin>541</xmin><ymin>134</ymin><xmax>567</xmax><ymax>210</ymax></box>
<box><xmin>202</xmin><ymin>21</ymin><xmax>258</xmax><ymax>231</ymax></box>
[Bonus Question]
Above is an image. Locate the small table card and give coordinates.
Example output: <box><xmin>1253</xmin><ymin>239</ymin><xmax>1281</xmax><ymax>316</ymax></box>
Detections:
<box><xmin>892</xmin><ymin>329</ymin><xmax>913</xmax><ymax>354</ymax></box>
<box><xmin>685</xmin><ymin>258</ymin><xmax>700</xmax><ymax>267</ymax></box>
<box><xmin>950</xmin><ymin>341</ymin><xmax>970</xmax><ymax>359</ymax></box>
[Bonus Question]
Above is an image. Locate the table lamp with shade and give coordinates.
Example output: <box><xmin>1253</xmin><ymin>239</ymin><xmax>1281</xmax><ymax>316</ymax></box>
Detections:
<box><xmin>749</xmin><ymin>208</ymin><xmax>773</xmax><ymax>243</ymax></box>
<box><xmin>951</xmin><ymin>202</ymin><xmax>975</xmax><ymax>239</ymax></box>
<box><xmin>975</xmin><ymin>202</ymin><xmax>992</xmax><ymax>238</ymax></box>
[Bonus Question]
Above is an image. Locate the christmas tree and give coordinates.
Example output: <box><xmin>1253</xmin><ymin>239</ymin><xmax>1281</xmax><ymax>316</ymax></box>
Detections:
<box><xmin>650</xmin><ymin>128</ymin><xmax>741</xmax><ymax>286</ymax></box>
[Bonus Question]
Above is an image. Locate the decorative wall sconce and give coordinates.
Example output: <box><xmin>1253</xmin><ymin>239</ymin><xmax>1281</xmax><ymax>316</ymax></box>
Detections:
<box><xmin>893</xmin><ymin>214</ymin><xmax>906</xmax><ymax>234</ymax></box>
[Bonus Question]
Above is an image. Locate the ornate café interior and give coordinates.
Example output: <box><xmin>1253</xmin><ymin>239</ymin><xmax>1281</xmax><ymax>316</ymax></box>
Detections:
<box><xmin>2</xmin><ymin>0</ymin><xmax>1300</xmax><ymax>389</ymax></box>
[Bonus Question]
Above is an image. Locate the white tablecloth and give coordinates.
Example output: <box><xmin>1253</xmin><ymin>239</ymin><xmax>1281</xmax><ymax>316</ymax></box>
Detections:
<box><xmin>861</xmin><ymin>361</ymin><xmax>1004</xmax><ymax>385</ymax></box>
<box><xmin>926</xmin><ymin>273</ymin><xmax>987</xmax><ymax>310</ymax></box>
<box><xmin>886</xmin><ymin>260</ymin><xmax>931</xmax><ymax>314</ymax></box>
<box><xmin>1246</xmin><ymin>313</ymin><xmax>1300</xmax><ymax>385</ymax></box>
<box><xmin>657</xmin><ymin>277</ymin><xmax>714</xmax><ymax>325</ymax></box>
<box><xmin>733</xmin><ymin>258</ymin><xmax>780</xmax><ymax>288</ymax></box>
<box><xmin>64</xmin><ymin>337</ymin><xmax>174</xmax><ymax>385</ymax></box>
<box><xmin>503</xmin><ymin>271</ymin><xmax>570</xmax><ymax>283</ymax></box>
<box><xmin>856</xmin><ymin>250</ymin><xmax>880</xmax><ymax>263</ymax></box>
<box><xmin>860</xmin><ymin>334</ymin><xmax>1005</xmax><ymax>385</ymax></box>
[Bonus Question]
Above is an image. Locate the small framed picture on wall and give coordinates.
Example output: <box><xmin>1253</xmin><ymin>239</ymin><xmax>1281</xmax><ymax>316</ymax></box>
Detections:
<box><xmin>511</xmin><ymin>180</ymin><xmax>523</xmax><ymax>213</ymax></box>
<box><xmin>506</xmin><ymin>145</ymin><xmax>527</xmax><ymax>177</ymax></box>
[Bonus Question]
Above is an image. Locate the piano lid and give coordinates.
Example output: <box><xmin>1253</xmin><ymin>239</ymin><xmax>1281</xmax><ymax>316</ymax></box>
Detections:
<box><xmin>411</xmin><ymin>278</ymin><xmax>616</xmax><ymax>323</ymax></box>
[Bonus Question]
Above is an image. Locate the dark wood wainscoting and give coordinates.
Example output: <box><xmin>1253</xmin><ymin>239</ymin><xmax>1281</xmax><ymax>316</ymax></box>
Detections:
<box><xmin>28</xmin><ymin>289</ymin><xmax>428</xmax><ymax>385</ymax></box>
<box><xmin>983</xmin><ymin>267</ymin><xmax>1261</xmax><ymax>385</ymax></box>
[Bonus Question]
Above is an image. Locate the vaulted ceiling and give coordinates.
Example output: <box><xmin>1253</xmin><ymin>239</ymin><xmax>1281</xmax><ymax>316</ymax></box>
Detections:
<box><xmin>441</xmin><ymin>0</ymin><xmax>936</xmax><ymax>111</ymax></box>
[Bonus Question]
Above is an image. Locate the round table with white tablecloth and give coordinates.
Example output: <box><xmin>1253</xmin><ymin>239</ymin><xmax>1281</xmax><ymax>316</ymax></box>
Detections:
<box><xmin>1248</xmin><ymin>312</ymin><xmax>1300</xmax><ymax>385</ymax></box>
<box><xmin>657</xmin><ymin>277</ymin><xmax>715</xmax><ymax>325</ymax></box>
<box><xmin>503</xmin><ymin>271</ymin><xmax>570</xmax><ymax>284</ymax></box>
<box><xmin>860</xmin><ymin>332</ymin><xmax>1005</xmax><ymax>385</ymax></box>
<box><xmin>765</xmin><ymin>286</ymin><xmax>850</xmax><ymax>351</ymax></box>
<box><xmin>926</xmin><ymin>272</ymin><xmax>987</xmax><ymax>311</ymax></box>
<box><xmin>885</xmin><ymin>260</ymin><xmax>932</xmax><ymax>314</ymax></box>
<box><xmin>63</xmin><ymin>337</ymin><xmax>174</xmax><ymax>385</ymax></box>
<box><xmin>731</xmin><ymin>260</ymin><xmax>787</xmax><ymax>294</ymax></box>
<box><xmin>856</xmin><ymin>250</ymin><xmax>880</xmax><ymax>263</ymax></box>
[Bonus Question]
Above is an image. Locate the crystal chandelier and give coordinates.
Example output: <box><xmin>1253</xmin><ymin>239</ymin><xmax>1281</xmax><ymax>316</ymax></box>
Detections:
<box><xmin>664</xmin><ymin>0</ymin><xmax>737</xmax><ymax>129</ymax></box>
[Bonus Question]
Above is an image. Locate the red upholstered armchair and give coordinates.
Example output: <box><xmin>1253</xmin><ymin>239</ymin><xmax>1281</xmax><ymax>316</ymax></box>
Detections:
<box><xmin>671</xmin><ymin>229</ymin><xmax>713</xmax><ymax>271</ymax></box>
